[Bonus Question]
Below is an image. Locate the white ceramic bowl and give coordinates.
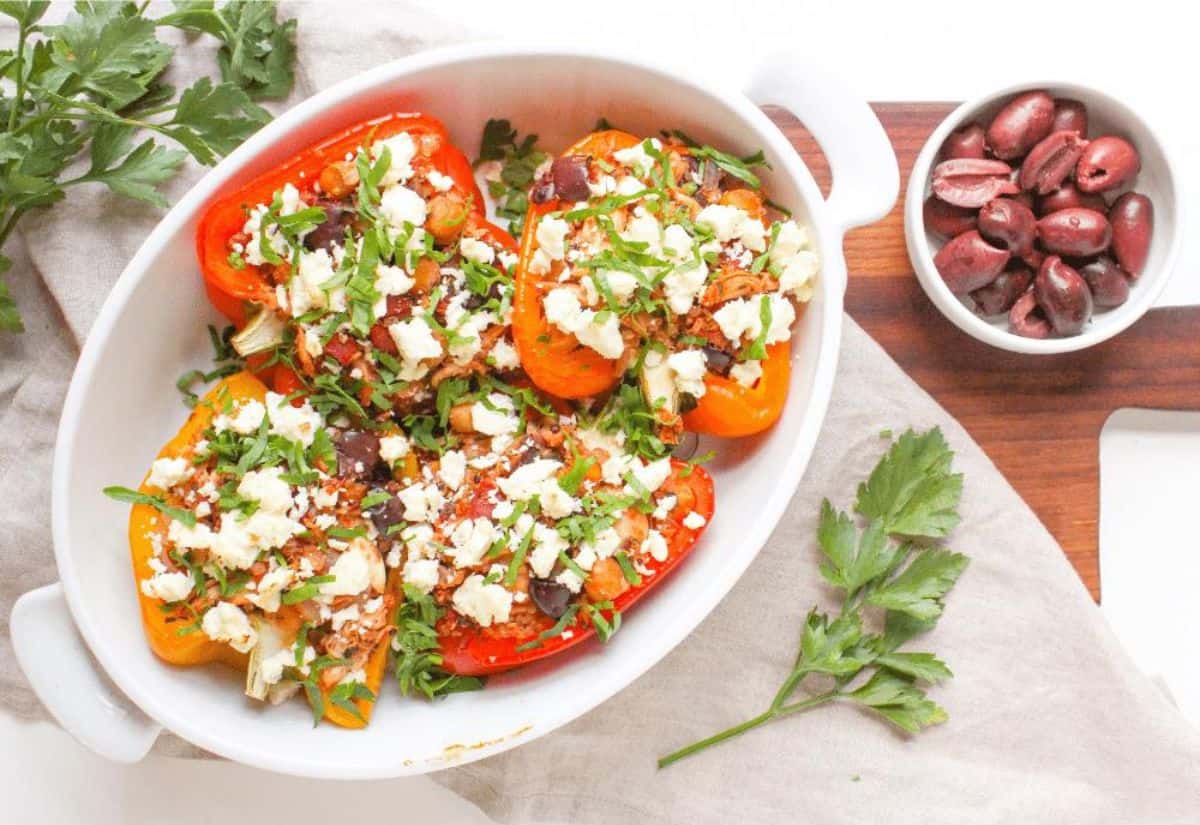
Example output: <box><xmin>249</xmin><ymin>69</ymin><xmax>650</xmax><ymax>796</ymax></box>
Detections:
<box><xmin>11</xmin><ymin>43</ymin><xmax>898</xmax><ymax>777</ymax></box>
<box><xmin>905</xmin><ymin>81</ymin><xmax>1183</xmax><ymax>354</ymax></box>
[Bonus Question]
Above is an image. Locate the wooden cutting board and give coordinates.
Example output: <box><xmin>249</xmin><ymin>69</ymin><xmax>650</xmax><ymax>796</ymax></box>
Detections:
<box><xmin>770</xmin><ymin>102</ymin><xmax>1200</xmax><ymax>601</ymax></box>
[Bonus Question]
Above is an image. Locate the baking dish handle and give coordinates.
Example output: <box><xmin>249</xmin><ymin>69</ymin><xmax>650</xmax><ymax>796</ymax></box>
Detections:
<box><xmin>743</xmin><ymin>52</ymin><xmax>899</xmax><ymax>236</ymax></box>
<box><xmin>11</xmin><ymin>582</ymin><xmax>161</xmax><ymax>762</ymax></box>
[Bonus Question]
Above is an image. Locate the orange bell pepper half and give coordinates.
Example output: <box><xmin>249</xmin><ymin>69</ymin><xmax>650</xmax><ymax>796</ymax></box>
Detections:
<box><xmin>512</xmin><ymin>130</ymin><xmax>643</xmax><ymax>399</ymax></box>
<box><xmin>684</xmin><ymin>342</ymin><xmax>791</xmax><ymax>438</ymax></box>
<box><xmin>195</xmin><ymin>112</ymin><xmax>482</xmax><ymax>327</ymax></box>
<box><xmin>437</xmin><ymin>459</ymin><xmax>714</xmax><ymax>676</ymax></box>
<box><xmin>128</xmin><ymin>371</ymin><xmax>387</xmax><ymax>727</ymax></box>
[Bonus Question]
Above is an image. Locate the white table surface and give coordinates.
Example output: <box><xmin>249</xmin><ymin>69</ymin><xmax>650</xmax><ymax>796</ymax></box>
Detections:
<box><xmin>8</xmin><ymin>1</ymin><xmax>1197</xmax><ymax>820</ymax></box>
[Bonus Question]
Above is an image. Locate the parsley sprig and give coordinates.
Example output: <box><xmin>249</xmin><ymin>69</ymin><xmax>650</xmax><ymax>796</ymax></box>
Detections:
<box><xmin>393</xmin><ymin>584</ymin><xmax>485</xmax><ymax>700</ymax></box>
<box><xmin>474</xmin><ymin>118</ymin><xmax>546</xmax><ymax>235</ymax></box>
<box><xmin>658</xmin><ymin>428</ymin><xmax>968</xmax><ymax>768</ymax></box>
<box><xmin>0</xmin><ymin>0</ymin><xmax>298</xmax><ymax>332</ymax></box>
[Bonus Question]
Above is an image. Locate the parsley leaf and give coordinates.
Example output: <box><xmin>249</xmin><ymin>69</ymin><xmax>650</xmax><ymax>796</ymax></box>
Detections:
<box><xmin>103</xmin><ymin>485</ymin><xmax>197</xmax><ymax>527</ymax></box>
<box><xmin>659</xmin><ymin>428</ymin><xmax>969</xmax><ymax>768</ymax></box>
<box><xmin>0</xmin><ymin>0</ymin><xmax>296</xmax><ymax>333</ymax></box>
<box><xmin>474</xmin><ymin>117</ymin><xmax>546</xmax><ymax>235</ymax></box>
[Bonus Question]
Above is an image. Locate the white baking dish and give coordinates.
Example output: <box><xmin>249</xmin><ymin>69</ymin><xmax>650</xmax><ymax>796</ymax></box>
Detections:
<box><xmin>11</xmin><ymin>43</ymin><xmax>897</xmax><ymax>777</ymax></box>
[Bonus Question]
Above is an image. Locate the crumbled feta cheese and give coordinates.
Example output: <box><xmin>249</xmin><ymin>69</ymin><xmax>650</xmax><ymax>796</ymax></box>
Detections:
<box><xmin>388</xmin><ymin>316</ymin><xmax>443</xmax><ymax>379</ymax></box>
<box><xmin>426</xmin><ymin>169</ymin><xmax>455</xmax><ymax>191</ymax></box>
<box><xmin>459</xmin><ymin>236</ymin><xmax>496</xmax><ymax>264</ymax></box>
<box><xmin>489</xmin><ymin>338</ymin><xmax>520</xmax><ymax>370</ymax></box>
<box><xmin>766</xmin><ymin>293</ymin><xmax>796</xmax><ymax>344</ymax></box>
<box><xmin>667</xmin><ymin>349</ymin><xmax>708</xmax><ymax>399</ymax></box>
<box><xmin>397</xmin><ymin>482</ymin><xmax>444</xmax><ymax>523</ymax></box>
<box><xmin>214</xmin><ymin>398</ymin><xmax>265</xmax><ymax>435</ymax></box>
<box><xmin>555</xmin><ymin>568</ymin><xmax>584</xmax><ymax>594</ymax></box>
<box><xmin>712</xmin><ymin>297</ymin><xmax>762</xmax><ymax>345</ymax></box>
<box><xmin>167</xmin><ymin>520</ymin><xmax>213</xmax><ymax>550</ymax></box>
<box><xmin>302</xmin><ymin>328</ymin><xmax>323</xmax><ymax>359</ymax></box>
<box><xmin>147</xmin><ymin>457</ymin><xmax>192</xmax><ymax>490</ymax></box>
<box><xmin>682</xmin><ymin>511</ymin><xmax>708</xmax><ymax>530</ymax></box>
<box><xmin>612</xmin><ymin>139</ymin><xmax>661</xmax><ymax>178</ymax></box>
<box><xmin>601</xmin><ymin>452</ymin><xmax>637</xmax><ymax>486</ymax></box>
<box><xmin>527</xmin><ymin>248</ymin><xmax>552</xmax><ymax>275</ymax></box>
<box><xmin>593</xmin><ymin>269</ymin><xmax>640</xmax><ymax>303</ymax></box>
<box><xmin>140</xmin><ymin>570</ymin><xmax>192</xmax><ymax>603</ymax></box>
<box><xmin>662</xmin><ymin>223</ymin><xmax>694</xmax><ymax>260</ymax></box>
<box><xmin>769</xmin><ymin>221</ymin><xmax>808</xmax><ymax>267</ymax></box>
<box><xmin>248</xmin><ymin>565</ymin><xmax>294</xmax><ymax>613</ymax></box>
<box><xmin>372</xmin><ymin>132</ymin><xmax>416</xmax><ymax>186</ymax></box>
<box><xmin>402</xmin><ymin>557</ymin><xmax>440</xmax><ymax>593</ymax></box>
<box><xmin>528</xmin><ymin>523</ymin><xmax>568</xmax><ymax>577</ymax></box>
<box><xmin>729</xmin><ymin>359</ymin><xmax>763</xmax><ymax>387</ymax></box>
<box><xmin>696</xmin><ymin>204</ymin><xmax>767</xmax><ymax>251</ymax></box>
<box><xmin>614</xmin><ymin>175</ymin><xmax>645</xmax><ymax>197</ymax></box>
<box><xmin>497</xmin><ymin>459</ymin><xmax>563</xmax><ymax>502</ymax></box>
<box><xmin>641</xmin><ymin>529</ymin><xmax>669</xmax><ymax>563</ymax></box>
<box><xmin>542</xmin><ymin>288</ymin><xmax>624</xmax><ymax>359</ymax></box>
<box><xmin>201</xmin><ymin>602</ymin><xmax>256</xmax><ymax>653</ymax></box>
<box><xmin>237</xmin><ymin>466</ymin><xmax>293</xmax><ymax>514</ymax></box>
<box><xmin>652</xmin><ymin>494</ymin><xmax>678</xmax><ymax>521</ymax></box>
<box><xmin>322</xmin><ymin>540</ymin><xmax>379</xmax><ymax>596</ymax></box>
<box><xmin>312</xmin><ymin>486</ymin><xmax>338</xmax><ymax>510</ymax></box>
<box><xmin>451</xmin><ymin>574</ymin><xmax>513</xmax><ymax>627</ymax></box>
<box><xmin>265</xmin><ymin>392</ymin><xmax>322</xmax><ymax>447</ymax></box>
<box><xmin>401</xmin><ymin>523</ymin><xmax>436</xmax><ymax>559</ymax></box>
<box><xmin>438</xmin><ymin>450</ymin><xmax>467</xmax><ymax>491</ymax></box>
<box><xmin>446</xmin><ymin>517</ymin><xmax>496</xmax><ymax>568</ymax></box>
<box><xmin>662</xmin><ymin>259</ymin><xmax>708</xmax><ymax>315</ymax></box>
<box><xmin>375</xmin><ymin>264</ymin><xmax>415</xmax><ymax>297</ymax></box>
<box><xmin>540</xmin><ymin>482</ymin><xmax>581</xmax><ymax>519</ymax></box>
<box><xmin>779</xmin><ymin>250</ymin><xmax>819</xmax><ymax>301</ymax></box>
<box><xmin>536</xmin><ymin>216</ymin><xmax>570</xmax><ymax>260</ymax></box>
<box><xmin>470</xmin><ymin>393</ymin><xmax>519</xmax><ymax>436</ymax></box>
<box><xmin>622</xmin><ymin>209</ymin><xmax>661</xmax><ymax>254</ymax></box>
<box><xmin>582</xmin><ymin>526</ymin><xmax>622</xmax><ymax>561</ymax></box>
<box><xmin>379</xmin><ymin>185</ymin><xmax>427</xmax><ymax>230</ymax></box>
<box><xmin>379</xmin><ymin>433</ymin><xmax>411</xmax><ymax>465</ymax></box>
<box><xmin>626</xmin><ymin>457</ymin><xmax>672</xmax><ymax>497</ymax></box>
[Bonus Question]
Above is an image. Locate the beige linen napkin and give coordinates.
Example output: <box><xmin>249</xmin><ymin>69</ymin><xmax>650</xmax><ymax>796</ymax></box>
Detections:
<box><xmin>3</xmin><ymin>4</ymin><xmax>1198</xmax><ymax>823</ymax></box>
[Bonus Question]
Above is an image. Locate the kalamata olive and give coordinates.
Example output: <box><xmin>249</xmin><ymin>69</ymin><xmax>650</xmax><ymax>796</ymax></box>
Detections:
<box><xmin>1036</xmin><ymin>256</ymin><xmax>1093</xmax><ymax>335</ymax></box>
<box><xmin>529</xmin><ymin>578</ymin><xmax>572</xmax><ymax>619</ymax></box>
<box><xmin>1108</xmin><ymin>192</ymin><xmax>1154</xmax><ymax>277</ymax></box>
<box><xmin>986</xmin><ymin>90</ymin><xmax>1055</xmax><ymax>160</ymax></box>
<box><xmin>335</xmin><ymin>430</ymin><xmax>381</xmax><ymax>478</ymax></box>
<box><xmin>367</xmin><ymin>493</ymin><xmax>406</xmax><ymax>535</ymax></box>
<box><xmin>702</xmin><ymin>346</ymin><xmax>735</xmax><ymax>377</ymax></box>
<box><xmin>923</xmin><ymin>195</ymin><xmax>977</xmax><ymax>239</ymax></box>
<box><xmin>550</xmin><ymin>155</ymin><xmax>591</xmax><ymax>202</ymax></box>
<box><xmin>971</xmin><ymin>263</ymin><xmax>1034</xmax><ymax>315</ymax></box>
<box><xmin>1079</xmin><ymin>257</ymin><xmax>1131</xmax><ymax>308</ymax></box>
<box><xmin>933</xmin><ymin>230</ymin><xmax>1011</xmax><ymax>294</ymax></box>
<box><xmin>1036</xmin><ymin>182</ymin><xmax>1107</xmax><ymax>216</ymax></box>
<box><xmin>941</xmin><ymin>123</ymin><xmax>987</xmax><ymax>160</ymax></box>
<box><xmin>1050</xmin><ymin>99</ymin><xmax>1088</xmax><ymax>138</ymax></box>
<box><xmin>303</xmin><ymin>205</ymin><xmax>354</xmax><ymax>253</ymax></box>
<box><xmin>931</xmin><ymin>158</ymin><xmax>1019</xmax><ymax>208</ymax></box>
<box><xmin>978</xmin><ymin>197</ymin><xmax>1037</xmax><ymax>259</ymax></box>
<box><xmin>1018</xmin><ymin>131</ymin><xmax>1088</xmax><ymax>194</ymax></box>
<box><xmin>1076</xmin><ymin>136</ymin><xmax>1141</xmax><ymax>193</ymax></box>
<box><xmin>1036</xmin><ymin>208</ymin><xmax>1112</xmax><ymax>257</ymax></box>
<box><xmin>1009</xmin><ymin>290</ymin><xmax>1051</xmax><ymax>338</ymax></box>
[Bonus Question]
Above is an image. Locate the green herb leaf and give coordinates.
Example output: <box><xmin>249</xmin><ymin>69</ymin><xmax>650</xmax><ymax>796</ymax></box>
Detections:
<box><xmin>855</xmin><ymin>428</ymin><xmax>962</xmax><ymax>538</ymax></box>
<box><xmin>103</xmin><ymin>485</ymin><xmax>197</xmax><ymax>527</ymax></box>
<box><xmin>865</xmin><ymin>547</ymin><xmax>969</xmax><ymax>622</ymax></box>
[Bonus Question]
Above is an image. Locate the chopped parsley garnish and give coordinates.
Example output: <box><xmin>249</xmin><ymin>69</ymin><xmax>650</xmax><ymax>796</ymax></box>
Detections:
<box><xmin>393</xmin><ymin>584</ymin><xmax>486</xmax><ymax>699</ymax></box>
<box><xmin>475</xmin><ymin>118</ymin><xmax>547</xmax><ymax>235</ymax></box>
<box><xmin>103</xmin><ymin>486</ymin><xmax>197</xmax><ymax>527</ymax></box>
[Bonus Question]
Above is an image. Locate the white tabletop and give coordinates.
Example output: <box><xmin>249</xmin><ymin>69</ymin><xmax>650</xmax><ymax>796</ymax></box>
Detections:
<box><xmin>9</xmin><ymin>1</ymin><xmax>1197</xmax><ymax>820</ymax></box>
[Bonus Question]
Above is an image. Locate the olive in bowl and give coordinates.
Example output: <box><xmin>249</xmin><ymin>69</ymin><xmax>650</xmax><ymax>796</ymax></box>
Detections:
<box><xmin>904</xmin><ymin>82</ymin><xmax>1182</xmax><ymax>355</ymax></box>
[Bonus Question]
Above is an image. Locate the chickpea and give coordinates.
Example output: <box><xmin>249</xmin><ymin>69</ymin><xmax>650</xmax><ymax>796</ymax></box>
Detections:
<box><xmin>411</xmin><ymin>257</ymin><xmax>441</xmax><ymax>293</ymax></box>
<box><xmin>448</xmin><ymin>403</ymin><xmax>474</xmax><ymax>434</ymax></box>
<box><xmin>318</xmin><ymin>160</ymin><xmax>359</xmax><ymax>199</ymax></box>
<box><xmin>425</xmin><ymin>193</ymin><xmax>470</xmax><ymax>244</ymax></box>
<box><xmin>720</xmin><ymin>188</ymin><xmax>765</xmax><ymax>219</ymax></box>
<box><xmin>585</xmin><ymin>557</ymin><xmax>630</xmax><ymax>603</ymax></box>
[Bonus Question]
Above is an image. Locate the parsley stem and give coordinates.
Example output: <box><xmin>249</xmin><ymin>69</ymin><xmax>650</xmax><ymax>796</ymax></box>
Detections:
<box><xmin>657</xmin><ymin>690</ymin><xmax>838</xmax><ymax>769</ymax></box>
<box><xmin>8</xmin><ymin>20</ymin><xmax>27</xmax><ymax>133</ymax></box>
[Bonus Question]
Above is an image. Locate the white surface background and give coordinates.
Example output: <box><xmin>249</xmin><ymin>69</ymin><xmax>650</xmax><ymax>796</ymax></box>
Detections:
<box><xmin>7</xmin><ymin>0</ymin><xmax>1197</xmax><ymax>821</ymax></box>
